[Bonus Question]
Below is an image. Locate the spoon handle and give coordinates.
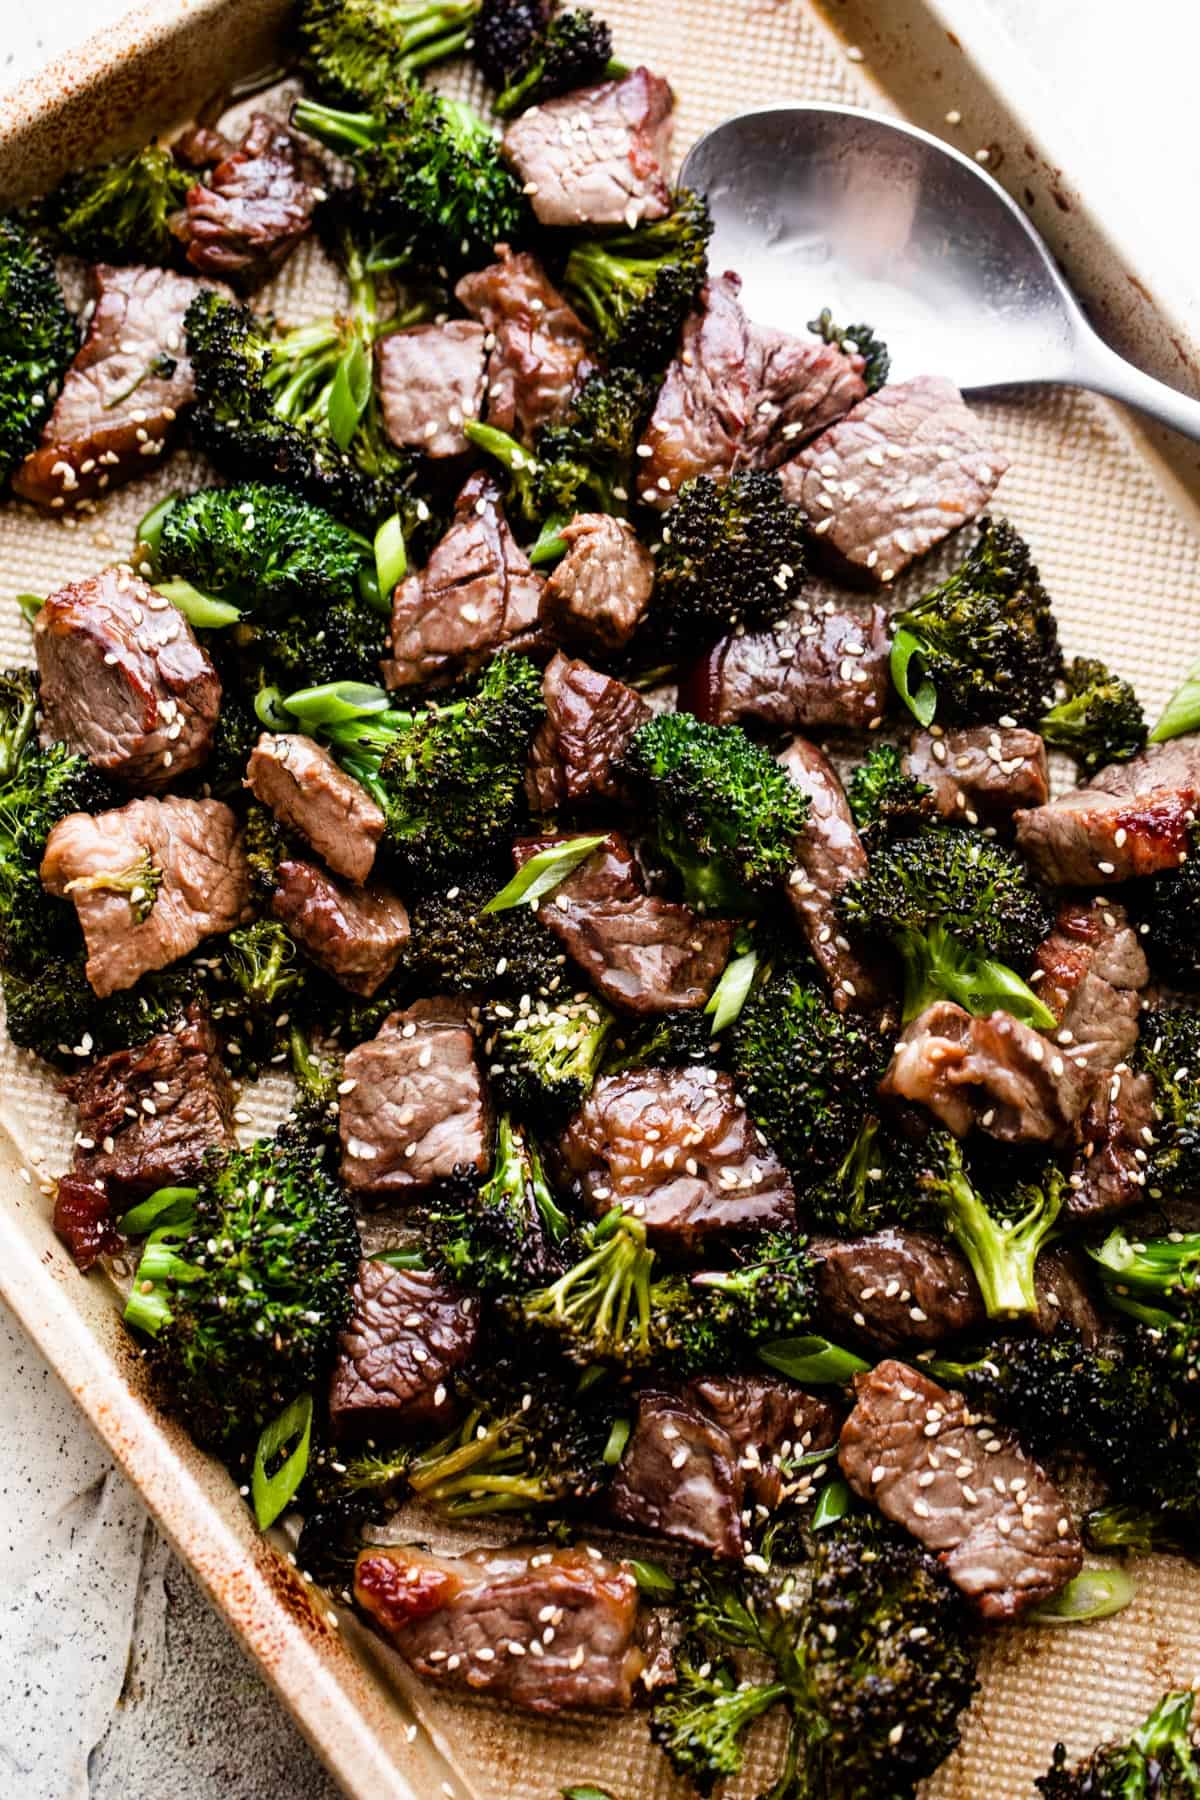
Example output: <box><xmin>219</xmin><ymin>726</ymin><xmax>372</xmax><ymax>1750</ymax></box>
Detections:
<box><xmin>1076</xmin><ymin>330</ymin><xmax>1200</xmax><ymax>445</ymax></box>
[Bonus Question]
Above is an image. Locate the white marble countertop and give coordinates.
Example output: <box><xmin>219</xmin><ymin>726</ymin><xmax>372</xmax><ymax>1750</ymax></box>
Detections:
<box><xmin>1</xmin><ymin>4</ymin><xmax>1197</xmax><ymax>1797</ymax></box>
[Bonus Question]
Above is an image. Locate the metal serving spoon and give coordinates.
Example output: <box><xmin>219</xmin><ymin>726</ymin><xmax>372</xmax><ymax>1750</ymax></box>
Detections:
<box><xmin>679</xmin><ymin>103</ymin><xmax>1200</xmax><ymax>443</ymax></box>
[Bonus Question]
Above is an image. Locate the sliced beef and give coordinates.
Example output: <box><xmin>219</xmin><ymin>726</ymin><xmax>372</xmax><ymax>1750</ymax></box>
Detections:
<box><xmin>376</xmin><ymin>320</ymin><xmax>487</xmax><ymax>459</ymax></box>
<box><xmin>777</xmin><ymin>737</ymin><xmax>884</xmax><ymax>1011</ymax></box>
<box><xmin>172</xmin><ymin>123</ymin><xmax>235</xmax><ymax>168</ymax></box>
<box><xmin>67</xmin><ymin>1008</ymin><xmax>234</xmax><ymax>1196</ymax></box>
<box><xmin>178</xmin><ymin>112</ymin><xmax>322</xmax><ymax>284</ymax></box>
<box><xmin>271</xmin><ymin>859</ymin><xmax>410</xmax><ymax>997</ymax></box>
<box><xmin>839</xmin><ymin>1360</ymin><xmax>1082</xmax><ymax>1619</ymax></box>
<box><xmin>35</xmin><ymin>567</ymin><xmax>220</xmax><ymax>789</ymax></box>
<box><xmin>540</xmin><ymin>514</ymin><xmax>654</xmax><ymax>653</ymax></box>
<box><xmin>385</xmin><ymin>472</ymin><xmax>544</xmax><ymax>689</ymax></box>
<box><xmin>501</xmin><ymin>68</ymin><xmax>673</xmax><ymax>229</ymax></box>
<box><xmin>880</xmin><ymin>1001</ymin><xmax>1090</xmax><ymax>1145</ymax></box>
<box><xmin>42</xmin><ymin>797</ymin><xmax>251</xmax><ymax>997</ymax></box>
<box><xmin>354</xmin><ymin>1541</ymin><xmax>646</xmax><ymax>1713</ymax></box>
<box><xmin>609</xmin><ymin>1387</ymin><xmax>745</xmax><ymax>1558</ymax></box>
<box><xmin>1068</xmin><ymin>1068</ymin><xmax>1155</xmax><ymax>1221</ymax></box>
<box><xmin>1035</xmin><ymin>1245</ymin><xmax>1104</xmax><ymax>1347</ymax></box>
<box><xmin>906</xmin><ymin>726</ymin><xmax>1049</xmax><ymax>829</ymax></box>
<box><xmin>812</xmin><ymin>1229</ymin><xmax>985</xmax><ymax>1351</ymax></box>
<box><xmin>456</xmin><ymin>248</ymin><xmax>592</xmax><ymax>439</ymax></box>
<box><xmin>13</xmin><ymin>264</ymin><xmax>219</xmax><ymax>509</ymax></box>
<box><xmin>338</xmin><ymin>998</ymin><xmax>492</xmax><ymax>1195</ymax></box>
<box><xmin>329</xmin><ymin>1260</ymin><xmax>478</xmax><ymax>1435</ymax></box>
<box><xmin>686</xmin><ymin>605</ymin><xmax>891</xmax><ymax>733</ymax></box>
<box><xmin>1033</xmin><ymin>898</ymin><xmax>1149</xmax><ymax>1075</ymax></box>
<box><xmin>53</xmin><ymin>1173</ymin><xmax>121</xmax><ymax>1272</ymax></box>
<box><xmin>514</xmin><ymin>833</ymin><xmax>733</xmax><ymax>1013</ymax></box>
<box><xmin>779</xmin><ymin>377</ymin><xmax>1008</xmax><ymax>585</ymax></box>
<box><xmin>557</xmin><ymin>1066</ymin><xmax>795</xmax><ymax>1251</ymax></box>
<box><xmin>689</xmin><ymin>1374</ymin><xmax>837</xmax><ymax>1513</ymax></box>
<box><xmin>246</xmin><ymin>732</ymin><xmax>384</xmax><ymax>884</ymax></box>
<box><xmin>1015</xmin><ymin>736</ymin><xmax>1200</xmax><ymax>887</ymax></box>
<box><xmin>638</xmin><ymin>274</ymin><xmax>867</xmax><ymax>507</ymax></box>
<box><xmin>524</xmin><ymin>653</ymin><xmax>651</xmax><ymax>812</ymax></box>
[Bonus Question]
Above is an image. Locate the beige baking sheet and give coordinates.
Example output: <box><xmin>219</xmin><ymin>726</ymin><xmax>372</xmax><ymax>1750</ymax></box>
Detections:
<box><xmin>3</xmin><ymin>1</ymin><xmax>1200</xmax><ymax>1795</ymax></box>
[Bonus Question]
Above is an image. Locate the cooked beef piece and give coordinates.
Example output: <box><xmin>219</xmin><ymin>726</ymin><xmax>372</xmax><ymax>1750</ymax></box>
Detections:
<box><xmin>524</xmin><ymin>653</ymin><xmax>651</xmax><ymax>812</ymax></box>
<box><xmin>777</xmin><ymin>736</ymin><xmax>885</xmax><ymax>1012</ymax></box>
<box><xmin>685</xmin><ymin>605</ymin><xmax>891</xmax><ymax>733</ymax></box>
<box><xmin>1068</xmin><ymin>1068</ymin><xmax>1154</xmax><ymax>1221</ymax></box>
<box><xmin>354</xmin><ymin>1541</ymin><xmax>647</xmax><ymax>1713</ymax></box>
<box><xmin>376</xmin><ymin>321</ymin><xmax>487</xmax><ymax>459</ymax></box>
<box><xmin>246</xmin><ymin>733</ymin><xmax>384</xmax><ymax>885</ymax></box>
<box><xmin>540</xmin><ymin>514</ymin><xmax>654</xmax><ymax>653</ymax></box>
<box><xmin>53</xmin><ymin>1173</ymin><xmax>121</xmax><ymax>1272</ymax></box>
<box><xmin>338</xmin><ymin>998</ymin><xmax>492</xmax><ymax>1195</ymax></box>
<box><xmin>1033</xmin><ymin>899</ymin><xmax>1149</xmax><ymax>1076</ymax></box>
<box><xmin>557</xmin><ymin>1066</ymin><xmax>795</xmax><ymax>1251</ymax></box>
<box><xmin>178</xmin><ymin>113</ymin><xmax>322</xmax><ymax>283</ymax></box>
<box><xmin>35</xmin><ymin>567</ymin><xmax>220</xmax><ymax>789</ymax></box>
<box><xmin>689</xmin><ymin>1374</ymin><xmax>837</xmax><ymax>1512</ymax></box>
<box><xmin>639</xmin><ymin>274</ymin><xmax>866</xmax><ymax>507</ymax></box>
<box><xmin>13</xmin><ymin>264</ymin><xmax>219</xmax><ymax>510</ymax></box>
<box><xmin>1015</xmin><ymin>736</ymin><xmax>1200</xmax><ymax>887</ymax></box>
<box><xmin>609</xmin><ymin>1387</ymin><xmax>745</xmax><ymax>1558</ymax></box>
<box><xmin>778</xmin><ymin>377</ymin><xmax>1008</xmax><ymax>586</ymax></box>
<box><xmin>271</xmin><ymin>859</ymin><xmax>410</xmax><ymax>997</ymax></box>
<box><xmin>501</xmin><ymin>68</ymin><xmax>674</xmax><ymax>229</ymax></box>
<box><xmin>172</xmin><ymin>123</ymin><xmax>236</xmax><ymax>168</ymax></box>
<box><xmin>905</xmin><ymin>726</ymin><xmax>1049</xmax><ymax>829</ymax></box>
<box><xmin>838</xmin><ymin>1360</ymin><xmax>1082</xmax><ymax>1620</ymax></box>
<box><xmin>513</xmin><ymin>833</ymin><xmax>733</xmax><ymax>1013</ymax></box>
<box><xmin>67</xmin><ymin>1008</ymin><xmax>234</xmax><ymax>1196</ymax></box>
<box><xmin>1034</xmin><ymin>1245</ymin><xmax>1103</xmax><ymax>1347</ymax></box>
<box><xmin>880</xmin><ymin>1001</ymin><xmax>1090</xmax><ymax>1145</ymax></box>
<box><xmin>42</xmin><ymin>797</ymin><xmax>251</xmax><ymax>997</ymax></box>
<box><xmin>328</xmin><ymin>1260</ymin><xmax>478</xmax><ymax>1435</ymax></box>
<box><xmin>385</xmin><ymin>472</ymin><xmax>544</xmax><ymax>689</ymax></box>
<box><xmin>811</xmin><ymin>1229</ymin><xmax>985</xmax><ymax>1351</ymax></box>
<box><xmin>456</xmin><ymin>248</ymin><xmax>592</xmax><ymax>439</ymax></box>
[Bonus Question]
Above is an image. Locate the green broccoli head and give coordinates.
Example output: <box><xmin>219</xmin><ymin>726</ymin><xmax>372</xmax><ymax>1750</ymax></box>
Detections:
<box><xmin>563</xmin><ymin>189</ymin><xmax>712</xmax><ymax>374</ymax></box>
<box><xmin>217</xmin><ymin>920</ymin><xmax>308</xmax><ymax>1072</ymax></box>
<box><xmin>1037</xmin><ymin>1691</ymin><xmax>1200</xmax><ymax>1799</ymax></box>
<box><xmin>471</xmin><ymin>0</ymin><xmax>545</xmax><ymax>85</ymax></box>
<box><xmin>654</xmin><ymin>470</ymin><xmax>806</xmax><ymax>640</ymax></box>
<box><xmin>846</xmin><ymin>743</ymin><xmax>934</xmax><ymax>849</ymax></box>
<box><xmin>622</xmin><ymin>711</ymin><xmax>809</xmax><ymax>912</ymax></box>
<box><xmin>807</xmin><ymin>306</ymin><xmax>891</xmax><ymax>393</ymax></box>
<box><xmin>427</xmin><ymin>1114</ymin><xmax>571</xmax><ymax>1295</ymax></box>
<box><xmin>650</xmin><ymin>1643</ymin><xmax>786</xmax><ymax>1795</ymax></box>
<box><xmin>1039</xmin><ymin>654</ymin><xmax>1146</xmax><ymax>775</ymax></box>
<box><xmin>484</xmin><ymin>993</ymin><xmax>614</xmax><ymax>1124</ymax></box>
<box><xmin>493</xmin><ymin>8</ymin><xmax>615</xmax><ymax>115</ymax></box>
<box><xmin>154</xmin><ymin>483</ymin><xmax>373</xmax><ymax>610</ymax></box>
<box><xmin>890</xmin><ymin>517</ymin><xmax>1062</xmax><ymax>728</ymax></box>
<box><xmin>2</xmin><ymin>954</ymin><xmax>207</xmax><ymax>1071</ymax></box>
<box><xmin>1138</xmin><ymin>1007</ymin><xmax>1200</xmax><ymax>1203</ymax></box>
<box><xmin>517</xmin><ymin>1208</ymin><xmax>656</xmax><ymax>1367</ymax></box>
<box><xmin>38</xmin><ymin>142</ymin><xmax>190</xmax><ymax>263</ymax></box>
<box><xmin>602</xmin><ymin>1006</ymin><xmax>719</xmax><ymax>1076</ymax></box>
<box><xmin>798</xmin><ymin>1114</ymin><xmax>933</xmax><ymax>1235</ymax></box>
<box><xmin>296</xmin><ymin>0</ymin><xmax>482</xmax><ymax>108</ymax></box>
<box><xmin>691</xmin><ymin>1232</ymin><xmax>818</xmax><ymax>1342</ymax></box>
<box><xmin>0</xmin><ymin>214</ymin><xmax>77</xmax><ymax>483</ymax></box>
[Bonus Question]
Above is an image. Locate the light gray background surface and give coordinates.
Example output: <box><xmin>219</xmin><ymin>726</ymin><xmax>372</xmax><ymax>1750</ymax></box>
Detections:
<box><xmin>2</xmin><ymin>3</ymin><xmax>1198</xmax><ymax>1797</ymax></box>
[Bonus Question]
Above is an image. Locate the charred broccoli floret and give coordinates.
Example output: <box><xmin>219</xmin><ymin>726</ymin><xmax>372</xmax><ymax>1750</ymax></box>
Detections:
<box><xmin>471</xmin><ymin>0</ymin><xmax>546</xmax><ymax>86</ymax></box>
<box><xmin>1037</xmin><ymin>1690</ymin><xmax>1200</xmax><ymax>1798</ymax></box>
<box><xmin>651</xmin><ymin>1644</ymin><xmax>786</xmax><ymax>1795</ymax></box>
<box><xmin>1039</xmin><ymin>654</ymin><xmax>1146</xmax><ymax>774</ymax></box>
<box><xmin>917</xmin><ymin>1131</ymin><xmax>1064</xmax><ymax>1321</ymax></box>
<box><xmin>798</xmin><ymin>1114</ymin><xmax>932</xmax><ymax>1235</ymax></box>
<box><xmin>218</xmin><ymin>920</ymin><xmax>308</xmax><ymax>1071</ymax></box>
<box><xmin>602</xmin><ymin>1005</ymin><xmax>718</xmax><ymax>1075</ymax></box>
<box><xmin>889</xmin><ymin>517</ymin><xmax>1062</xmax><ymax>728</ymax></box>
<box><xmin>518</xmin><ymin>1209</ymin><xmax>655</xmax><ymax>1366</ymax></box>
<box><xmin>841</xmin><ymin>825</ymin><xmax>1054</xmax><ymax>1025</ymax></box>
<box><xmin>648</xmin><ymin>1234</ymin><xmax>818</xmax><ymax>1378</ymax></box>
<box><xmin>807</xmin><ymin>305</ymin><xmax>891</xmax><ymax>393</ymax></box>
<box><xmin>654</xmin><ymin>470</ymin><xmax>806</xmax><ymax>640</ymax></box>
<box><xmin>492</xmin><ymin>8</ymin><xmax>614</xmax><ymax>115</ymax></box>
<box><xmin>403</xmin><ymin>865</ymin><xmax>569</xmax><ymax>998</ymax></box>
<box><xmin>846</xmin><ymin>742</ymin><xmax>933</xmax><ymax>848</ymax></box>
<box><xmin>484</xmin><ymin>993</ymin><xmax>614</xmax><ymax>1123</ymax></box>
<box><xmin>296</xmin><ymin>0</ymin><xmax>482</xmax><ymax>107</ymax></box>
<box><xmin>0</xmin><ymin>214</ymin><xmax>76</xmax><ymax>483</ymax></box>
<box><xmin>1136</xmin><ymin>1007</ymin><xmax>1200</xmax><ymax>1202</ymax></box>
<box><xmin>1128</xmin><ymin>825</ymin><xmax>1200</xmax><ymax>987</ymax></box>
<box><xmin>562</xmin><ymin>189</ymin><xmax>712</xmax><ymax>373</ymax></box>
<box><xmin>427</xmin><ymin>1115</ymin><xmax>571</xmax><ymax>1294</ymax></box>
<box><xmin>2</xmin><ymin>953</ymin><xmax>205</xmax><ymax>1071</ymax></box>
<box><xmin>622</xmin><ymin>711</ymin><xmax>809</xmax><ymax>911</ymax></box>
<box><xmin>37</xmin><ymin>142</ymin><xmax>190</xmax><ymax>263</ymax></box>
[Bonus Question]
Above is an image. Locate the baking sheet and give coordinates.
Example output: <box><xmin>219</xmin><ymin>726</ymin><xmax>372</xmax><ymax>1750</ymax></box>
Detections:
<box><xmin>2</xmin><ymin>1</ymin><xmax>1200</xmax><ymax>1795</ymax></box>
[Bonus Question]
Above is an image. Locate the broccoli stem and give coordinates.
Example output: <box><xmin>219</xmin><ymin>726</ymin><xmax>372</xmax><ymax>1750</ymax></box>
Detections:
<box><xmin>897</xmin><ymin>920</ymin><xmax>1056</xmax><ymax>1029</ymax></box>
<box><xmin>291</xmin><ymin>98</ymin><xmax>383</xmax><ymax>153</ymax></box>
<box><xmin>406</xmin><ymin>1408</ymin><xmax>549</xmax><ymax>1515</ymax></box>
<box><xmin>524</xmin><ymin>1211</ymin><xmax>655</xmax><ymax>1360</ymax></box>
<box><xmin>928</xmin><ymin>1147</ymin><xmax>1062</xmax><ymax>1320</ymax></box>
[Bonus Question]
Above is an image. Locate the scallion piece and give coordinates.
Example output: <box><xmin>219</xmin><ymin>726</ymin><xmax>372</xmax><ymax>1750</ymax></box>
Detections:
<box><xmin>1028</xmin><ymin>1568</ymin><xmax>1134</xmax><ymax>1625</ymax></box>
<box><xmin>483</xmin><ymin>835</ymin><xmax>608</xmax><ymax>913</ymax></box>
<box><xmin>373</xmin><ymin>512</ymin><xmax>407</xmax><ymax>601</ymax></box>
<box><xmin>118</xmin><ymin>1186</ymin><xmax>198</xmax><ymax>1237</ymax></box>
<box><xmin>1150</xmin><ymin>656</ymin><xmax>1200</xmax><ymax>743</ymax></box>
<box><xmin>889</xmin><ymin>627</ymin><xmax>937</xmax><ymax>726</ymax></box>
<box><xmin>251</xmin><ymin>1393</ymin><xmax>314</xmax><ymax>1531</ymax></box>
<box><xmin>705</xmin><ymin>937</ymin><xmax>759</xmax><ymax>1034</ymax></box>
<box><xmin>281</xmin><ymin>680</ymin><xmax>391</xmax><ymax>727</ymax></box>
<box><xmin>812</xmin><ymin>1475</ymin><xmax>852</xmax><ymax>1530</ymax></box>
<box><xmin>154</xmin><ymin>578</ymin><xmax>242</xmax><ymax>629</ymax></box>
<box><xmin>757</xmin><ymin>1335</ymin><xmax>870</xmax><ymax>1386</ymax></box>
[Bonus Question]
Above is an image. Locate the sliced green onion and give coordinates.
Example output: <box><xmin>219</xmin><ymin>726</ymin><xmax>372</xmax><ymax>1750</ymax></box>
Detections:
<box><xmin>16</xmin><ymin>592</ymin><xmax>44</xmax><ymax>625</ymax></box>
<box><xmin>628</xmin><ymin>1559</ymin><xmax>675</xmax><ymax>1601</ymax></box>
<box><xmin>374</xmin><ymin>512</ymin><xmax>407</xmax><ymax>600</ymax></box>
<box><xmin>705</xmin><ymin>940</ymin><xmax>759</xmax><ymax>1034</ymax></box>
<box><xmin>1028</xmin><ymin>1568</ymin><xmax>1135</xmax><ymax>1625</ymax></box>
<box><xmin>483</xmin><ymin>835</ymin><xmax>608</xmax><ymax>913</ymax></box>
<box><xmin>371</xmin><ymin>1247</ymin><xmax>427</xmax><ymax>1271</ymax></box>
<box><xmin>281</xmin><ymin>680</ymin><xmax>391</xmax><ymax>727</ymax></box>
<box><xmin>529</xmin><ymin>518</ymin><xmax>569</xmax><ymax>566</ymax></box>
<box><xmin>154</xmin><ymin>578</ymin><xmax>242</xmax><ymax>629</ymax></box>
<box><xmin>254</xmin><ymin>684</ymin><xmax>293</xmax><ymax>731</ymax></box>
<box><xmin>328</xmin><ymin>338</ymin><xmax>372</xmax><ymax>451</ymax></box>
<box><xmin>602</xmin><ymin>1417</ymin><xmax>632</xmax><ymax>1466</ymax></box>
<box><xmin>812</xmin><ymin>1475</ymin><xmax>852</xmax><ymax>1529</ymax></box>
<box><xmin>563</xmin><ymin>1788</ymin><xmax>614</xmax><ymax>1800</ymax></box>
<box><xmin>889</xmin><ymin>627</ymin><xmax>937</xmax><ymax>726</ymax></box>
<box><xmin>757</xmin><ymin>1335</ymin><xmax>870</xmax><ymax>1386</ymax></box>
<box><xmin>117</xmin><ymin>1186</ymin><xmax>197</xmax><ymax>1237</ymax></box>
<box><xmin>1150</xmin><ymin>656</ymin><xmax>1200</xmax><ymax>743</ymax></box>
<box><xmin>134</xmin><ymin>493</ymin><xmax>177</xmax><ymax>572</ymax></box>
<box><xmin>251</xmin><ymin>1393</ymin><xmax>314</xmax><ymax>1531</ymax></box>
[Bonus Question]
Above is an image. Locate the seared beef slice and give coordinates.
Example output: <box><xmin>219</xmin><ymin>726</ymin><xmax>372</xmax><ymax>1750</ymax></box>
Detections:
<box><xmin>691</xmin><ymin>605</ymin><xmax>892</xmax><ymax>733</ymax></box>
<box><xmin>501</xmin><ymin>69</ymin><xmax>674</xmax><ymax>229</ymax></box>
<box><xmin>525</xmin><ymin>654</ymin><xmax>651</xmax><ymax>812</ymax></box>
<box><xmin>271</xmin><ymin>859</ymin><xmax>409</xmax><ymax>997</ymax></box>
<box><xmin>1015</xmin><ymin>735</ymin><xmax>1200</xmax><ymax>886</ymax></box>
<box><xmin>329</xmin><ymin>1260</ymin><xmax>478</xmax><ymax>1433</ymax></box>
<box><xmin>839</xmin><ymin>1360</ymin><xmax>1082</xmax><ymax>1619</ymax></box>
<box><xmin>247</xmin><ymin>733</ymin><xmax>385</xmax><ymax>884</ymax></box>
<box><xmin>180</xmin><ymin>113</ymin><xmax>322</xmax><ymax>283</ymax></box>
<box><xmin>540</xmin><ymin>515</ymin><xmax>654</xmax><ymax>654</ymax></box>
<box><xmin>376</xmin><ymin>321</ymin><xmax>487</xmax><ymax>458</ymax></box>
<box><xmin>35</xmin><ymin>568</ymin><xmax>220</xmax><ymax>788</ymax></box>
<box><xmin>906</xmin><ymin>726</ymin><xmax>1048</xmax><ymax>828</ymax></box>
<box><xmin>456</xmin><ymin>249</ymin><xmax>591</xmax><ymax>439</ymax></box>
<box><xmin>339</xmin><ymin>999</ymin><xmax>492</xmax><ymax>1194</ymax></box>
<box><xmin>777</xmin><ymin>736</ymin><xmax>883</xmax><ymax>1010</ymax></box>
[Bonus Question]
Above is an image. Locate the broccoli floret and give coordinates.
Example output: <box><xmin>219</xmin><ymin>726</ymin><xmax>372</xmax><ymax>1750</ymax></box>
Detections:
<box><xmin>404</xmin><ymin>865</ymin><xmax>569</xmax><ymax>997</ymax></box>
<box><xmin>1088</xmin><ymin>1225</ymin><xmax>1200</xmax><ymax>1375</ymax></box>
<box><xmin>1135</xmin><ymin>1007</ymin><xmax>1200</xmax><ymax>1202</ymax></box>
<box><xmin>929</xmin><ymin>1328</ymin><xmax>1137</xmax><ymax>1466</ymax></box>
<box><xmin>1039</xmin><ymin>654</ymin><xmax>1146</xmax><ymax>775</ymax></box>
<box><xmin>493</xmin><ymin>8</ymin><xmax>614</xmax><ymax>115</ymax></box>
<box><xmin>650</xmin><ymin>1644</ymin><xmax>786</xmax><ymax>1794</ymax></box>
<box><xmin>291</xmin><ymin>89</ymin><xmax>527</xmax><ymax>273</ymax></box>
<box><xmin>1037</xmin><ymin>1690</ymin><xmax>1200</xmax><ymax>1799</ymax></box>
<box><xmin>299</xmin><ymin>652</ymin><xmax>544</xmax><ymax>877</ymax></box>
<box><xmin>0</xmin><ymin>214</ymin><xmax>76</xmax><ymax>484</ymax></box>
<box><xmin>217</xmin><ymin>920</ymin><xmax>307</xmax><ymax>1071</ymax></box>
<box><xmin>602</xmin><ymin>1006</ymin><xmax>718</xmax><ymax>1075</ymax></box>
<box><xmin>517</xmin><ymin>1208</ymin><xmax>655</xmax><ymax>1366</ymax></box>
<box><xmin>648</xmin><ymin>1234</ymin><xmax>818</xmax><ymax>1378</ymax></box>
<box><xmin>123</xmin><ymin>1133</ymin><xmax>360</xmax><ymax>1448</ymax></box>
<box><xmin>841</xmin><ymin>825</ymin><xmax>1054</xmax><ymax>1026</ymax></box>
<box><xmin>622</xmin><ymin>711</ymin><xmax>810</xmax><ymax>911</ymax></box>
<box><xmin>653</xmin><ymin>470</ymin><xmax>806</xmax><ymax>640</ymax></box>
<box><xmin>1</xmin><ymin>954</ymin><xmax>204</xmax><ymax>1070</ymax></box>
<box><xmin>731</xmin><ymin>968</ymin><xmax>889</xmax><ymax>1177</ymax></box>
<box><xmin>246</xmin><ymin>600</ymin><xmax>387</xmax><ymax>689</ymax></box>
<box><xmin>484</xmin><ymin>993</ymin><xmax>614</xmax><ymax>1123</ymax></box>
<box><xmin>916</xmin><ymin>1131</ymin><xmax>1064</xmax><ymax>1320</ymax></box>
<box><xmin>152</xmin><ymin>483</ymin><xmax>374</xmax><ymax>610</ymax></box>
<box><xmin>464</xmin><ymin>419</ymin><xmax>604</xmax><ymax>554</ymax></box>
<box><xmin>427</xmin><ymin>1114</ymin><xmax>571</xmax><ymax>1294</ymax></box>
<box><xmin>846</xmin><ymin>743</ymin><xmax>933</xmax><ymax>848</ymax></box>
<box><xmin>807</xmin><ymin>305</ymin><xmax>891</xmax><ymax>393</ymax></box>
<box><xmin>889</xmin><ymin>517</ymin><xmax>1062</xmax><ymax>728</ymax></box>
<box><xmin>471</xmin><ymin>0</ymin><xmax>546</xmax><ymax>86</ymax></box>
<box><xmin>562</xmin><ymin>190</ymin><xmax>712</xmax><ymax>374</ymax></box>
<box><xmin>798</xmin><ymin>1114</ymin><xmax>932</xmax><ymax>1234</ymax></box>
<box><xmin>297</xmin><ymin>0</ymin><xmax>482</xmax><ymax>108</ymax></box>
<box><xmin>37</xmin><ymin>143</ymin><xmax>190</xmax><ymax>263</ymax></box>
<box><xmin>1128</xmin><ymin>827</ymin><xmax>1200</xmax><ymax>987</ymax></box>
